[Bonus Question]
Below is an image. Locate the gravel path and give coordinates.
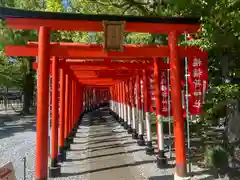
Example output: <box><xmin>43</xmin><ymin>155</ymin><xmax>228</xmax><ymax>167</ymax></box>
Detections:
<box><xmin>0</xmin><ymin>111</ymin><xmax>36</xmax><ymax>180</ymax></box>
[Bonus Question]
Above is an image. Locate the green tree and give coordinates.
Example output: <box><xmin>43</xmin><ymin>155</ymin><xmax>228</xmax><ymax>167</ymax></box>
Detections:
<box><xmin>0</xmin><ymin>0</ymin><xmax>43</xmax><ymax>114</ymax></box>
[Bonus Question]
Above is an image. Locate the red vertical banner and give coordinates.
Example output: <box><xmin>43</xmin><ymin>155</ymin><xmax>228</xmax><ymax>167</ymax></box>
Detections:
<box><xmin>159</xmin><ymin>69</ymin><xmax>170</xmax><ymax>117</ymax></box>
<box><xmin>188</xmin><ymin>56</ymin><xmax>208</xmax><ymax>115</ymax></box>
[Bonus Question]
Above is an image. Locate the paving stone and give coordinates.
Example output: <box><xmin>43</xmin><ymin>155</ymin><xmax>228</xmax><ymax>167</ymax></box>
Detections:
<box><xmin>50</xmin><ymin>107</ymin><xmax>220</xmax><ymax>180</ymax></box>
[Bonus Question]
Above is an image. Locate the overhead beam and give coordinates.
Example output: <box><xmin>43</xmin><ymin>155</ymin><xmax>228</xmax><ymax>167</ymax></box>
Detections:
<box><xmin>32</xmin><ymin>61</ymin><xmax>160</xmax><ymax>70</ymax></box>
<box><xmin>84</xmin><ymin>85</ymin><xmax>110</xmax><ymax>88</ymax></box>
<box><xmin>79</xmin><ymin>80</ymin><xmax>120</xmax><ymax>86</ymax></box>
<box><xmin>6</xmin><ymin>45</ymin><xmax>207</xmax><ymax>58</ymax></box>
<box><xmin>6</xmin><ymin>18</ymin><xmax>200</xmax><ymax>33</ymax></box>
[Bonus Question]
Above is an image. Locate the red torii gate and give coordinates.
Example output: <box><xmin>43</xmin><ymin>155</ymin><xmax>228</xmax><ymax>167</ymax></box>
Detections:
<box><xmin>0</xmin><ymin>7</ymin><xmax>207</xmax><ymax>180</ymax></box>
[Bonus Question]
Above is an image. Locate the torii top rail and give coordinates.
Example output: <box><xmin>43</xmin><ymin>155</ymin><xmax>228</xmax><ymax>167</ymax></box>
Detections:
<box><xmin>0</xmin><ymin>7</ymin><xmax>206</xmax><ymax>180</ymax></box>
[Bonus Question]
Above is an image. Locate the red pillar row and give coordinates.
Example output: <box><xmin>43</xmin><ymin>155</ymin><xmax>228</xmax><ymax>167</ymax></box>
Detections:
<box><xmin>35</xmin><ymin>28</ymin><xmax>187</xmax><ymax>180</ymax></box>
<box><xmin>108</xmin><ymin>35</ymin><xmax>187</xmax><ymax>177</ymax></box>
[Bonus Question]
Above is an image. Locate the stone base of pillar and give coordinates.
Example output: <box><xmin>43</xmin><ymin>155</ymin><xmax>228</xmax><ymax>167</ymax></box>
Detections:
<box><xmin>78</xmin><ymin>119</ymin><xmax>82</xmax><ymax>125</ymax></box>
<box><xmin>137</xmin><ymin>134</ymin><xmax>145</xmax><ymax>146</ymax></box>
<box><xmin>49</xmin><ymin>165</ymin><xmax>61</xmax><ymax>178</ymax></box>
<box><xmin>73</xmin><ymin>127</ymin><xmax>78</xmax><ymax>136</ymax></box>
<box><xmin>120</xmin><ymin>119</ymin><xmax>124</xmax><ymax>126</ymax></box>
<box><xmin>58</xmin><ymin>147</ymin><xmax>66</xmax><ymax>162</ymax></box>
<box><xmin>64</xmin><ymin>139</ymin><xmax>70</xmax><ymax>150</ymax></box>
<box><xmin>127</xmin><ymin>125</ymin><xmax>133</xmax><ymax>134</ymax></box>
<box><xmin>174</xmin><ymin>173</ymin><xmax>190</xmax><ymax>180</ymax></box>
<box><xmin>89</xmin><ymin>120</ymin><xmax>92</xmax><ymax>126</ymax></box>
<box><xmin>156</xmin><ymin>150</ymin><xmax>167</xmax><ymax>168</ymax></box>
<box><xmin>68</xmin><ymin>136</ymin><xmax>73</xmax><ymax>144</ymax></box>
<box><xmin>123</xmin><ymin>121</ymin><xmax>128</xmax><ymax>129</ymax></box>
<box><xmin>75</xmin><ymin>126</ymin><xmax>78</xmax><ymax>133</ymax></box>
<box><xmin>113</xmin><ymin>114</ymin><xmax>117</xmax><ymax>120</ymax></box>
<box><xmin>132</xmin><ymin>129</ymin><xmax>138</xmax><ymax>139</ymax></box>
<box><xmin>117</xmin><ymin>116</ymin><xmax>121</xmax><ymax>122</ymax></box>
<box><xmin>145</xmin><ymin>141</ymin><xmax>154</xmax><ymax>155</ymax></box>
<box><xmin>51</xmin><ymin>157</ymin><xmax>58</xmax><ymax>167</ymax></box>
<box><xmin>70</xmin><ymin>131</ymin><xmax>74</xmax><ymax>136</ymax></box>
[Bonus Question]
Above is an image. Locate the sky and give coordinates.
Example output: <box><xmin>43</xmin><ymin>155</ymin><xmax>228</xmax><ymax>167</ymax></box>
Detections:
<box><xmin>62</xmin><ymin>0</ymin><xmax>69</xmax><ymax>9</ymax></box>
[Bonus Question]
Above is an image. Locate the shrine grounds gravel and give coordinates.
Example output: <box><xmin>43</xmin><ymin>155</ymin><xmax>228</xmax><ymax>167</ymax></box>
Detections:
<box><xmin>0</xmin><ymin>111</ymin><xmax>36</xmax><ymax>180</ymax></box>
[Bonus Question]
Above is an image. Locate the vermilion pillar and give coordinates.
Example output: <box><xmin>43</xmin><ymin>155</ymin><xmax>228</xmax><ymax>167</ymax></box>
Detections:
<box><xmin>35</xmin><ymin>26</ymin><xmax>50</xmax><ymax>180</ymax></box>
<box><xmin>119</xmin><ymin>83</ymin><xmax>124</xmax><ymax>125</ymax></box>
<box><xmin>118</xmin><ymin>84</ymin><xmax>121</xmax><ymax>121</ymax></box>
<box><xmin>58</xmin><ymin>63</ymin><xmax>66</xmax><ymax>162</ymax></box>
<box><xmin>136</xmin><ymin>73</ymin><xmax>145</xmax><ymax>146</ymax></box>
<box><xmin>85</xmin><ymin>88</ymin><xmax>88</xmax><ymax>112</ymax></box>
<box><xmin>73</xmin><ymin>80</ymin><xmax>77</xmax><ymax>130</ymax></box>
<box><xmin>64</xmin><ymin>72</ymin><xmax>70</xmax><ymax>150</ymax></box>
<box><xmin>126</xmin><ymin>79</ymin><xmax>133</xmax><ymax>134</ymax></box>
<box><xmin>84</xmin><ymin>88</ymin><xmax>88</xmax><ymax>112</ymax></box>
<box><xmin>71</xmin><ymin>78</ymin><xmax>74</xmax><ymax>136</ymax></box>
<box><xmin>79</xmin><ymin>85</ymin><xmax>83</xmax><ymax>116</ymax></box>
<box><xmin>131</xmin><ymin>77</ymin><xmax>138</xmax><ymax>139</ymax></box>
<box><xmin>92</xmin><ymin>88</ymin><xmax>95</xmax><ymax>109</ymax></box>
<box><xmin>77</xmin><ymin>84</ymin><xmax>81</xmax><ymax>120</ymax></box>
<box><xmin>74</xmin><ymin>81</ymin><xmax>78</xmax><ymax>131</ymax></box>
<box><xmin>80</xmin><ymin>86</ymin><xmax>83</xmax><ymax>115</ymax></box>
<box><xmin>88</xmin><ymin>88</ymin><xmax>90</xmax><ymax>111</ymax></box>
<box><xmin>169</xmin><ymin>31</ymin><xmax>187</xmax><ymax>178</ymax></box>
<box><xmin>68</xmin><ymin>75</ymin><xmax>73</xmax><ymax>143</ymax></box>
<box><xmin>77</xmin><ymin>85</ymin><xmax>80</xmax><ymax>116</ymax></box>
<box><xmin>71</xmin><ymin>79</ymin><xmax>75</xmax><ymax>137</ymax></box>
<box><xmin>49</xmin><ymin>56</ymin><xmax>61</xmax><ymax>177</ymax></box>
<box><xmin>123</xmin><ymin>81</ymin><xmax>128</xmax><ymax>129</ymax></box>
<box><xmin>154</xmin><ymin>57</ymin><xmax>167</xmax><ymax>168</ymax></box>
<box><xmin>112</xmin><ymin>86</ymin><xmax>116</xmax><ymax>118</ymax></box>
<box><xmin>89</xmin><ymin>88</ymin><xmax>92</xmax><ymax>111</ymax></box>
<box><xmin>74</xmin><ymin>81</ymin><xmax>77</xmax><ymax>128</ymax></box>
<box><xmin>143</xmin><ymin>69</ymin><xmax>154</xmax><ymax>155</ymax></box>
<box><xmin>117</xmin><ymin>84</ymin><xmax>121</xmax><ymax>121</ymax></box>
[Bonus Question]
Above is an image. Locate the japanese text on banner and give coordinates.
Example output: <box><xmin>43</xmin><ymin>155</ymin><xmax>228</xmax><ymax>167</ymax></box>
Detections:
<box><xmin>159</xmin><ymin>70</ymin><xmax>170</xmax><ymax>117</ymax></box>
<box><xmin>188</xmin><ymin>57</ymin><xmax>208</xmax><ymax>115</ymax></box>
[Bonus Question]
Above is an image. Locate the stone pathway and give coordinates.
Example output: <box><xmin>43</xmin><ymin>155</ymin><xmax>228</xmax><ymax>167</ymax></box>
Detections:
<box><xmin>51</xmin><ymin>107</ymin><xmax>216</xmax><ymax>180</ymax></box>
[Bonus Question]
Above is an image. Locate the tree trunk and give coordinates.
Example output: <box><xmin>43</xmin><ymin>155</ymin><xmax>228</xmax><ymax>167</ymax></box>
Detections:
<box><xmin>22</xmin><ymin>58</ymin><xmax>35</xmax><ymax>114</ymax></box>
<box><xmin>4</xmin><ymin>86</ymin><xmax>8</xmax><ymax>111</ymax></box>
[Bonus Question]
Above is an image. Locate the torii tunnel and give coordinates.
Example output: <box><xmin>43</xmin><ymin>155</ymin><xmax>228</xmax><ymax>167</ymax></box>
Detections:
<box><xmin>0</xmin><ymin>7</ymin><xmax>208</xmax><ymax>180</ymax></box>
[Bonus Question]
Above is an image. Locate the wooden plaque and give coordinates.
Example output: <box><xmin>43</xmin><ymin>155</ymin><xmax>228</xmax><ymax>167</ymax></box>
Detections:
<box><xmin>103</xmin><ymin>21</ymin><xmax>125</xmax><ymax>52</ymax></box>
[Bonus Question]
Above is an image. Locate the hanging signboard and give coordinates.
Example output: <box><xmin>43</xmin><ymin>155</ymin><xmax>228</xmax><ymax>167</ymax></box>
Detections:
<box><xmin>0</xmin><ymin>162</ymin><xmax>16</xmax><ymax>180</ymax></box>
<box><xmin>188</xmin><ymin>56</ymin><xmax>208</xmax><ymax>115</ymax></box>
<box><xmin>103</xmin><ymin>21</ymin><xmax>125</xmax><ymax>52</ymax></box>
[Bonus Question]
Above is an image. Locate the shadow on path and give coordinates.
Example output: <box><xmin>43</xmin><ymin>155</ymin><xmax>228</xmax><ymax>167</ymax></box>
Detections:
<box><xmin>148</xmin><ymin>175</ymin><xmax>174</xmax><ymax>180</ymax></box>
<box><xmin>70</xmin><ymin>141</ymin><xmax>136</xmax><ymax>152</ymax></box>
<box><xmin>0</xmin><ymin>113</ymin><xmax>36</xmax><ymax>139</ymax></box>
<box><xmin>66</xmin><ymin>148</ymin><xmax>145</xmax><ymax>162</ymax></box>
<box><xmin>61</xmin><ymin>160</ymin><xmax>155</xmax><ymax>177</ymax></box>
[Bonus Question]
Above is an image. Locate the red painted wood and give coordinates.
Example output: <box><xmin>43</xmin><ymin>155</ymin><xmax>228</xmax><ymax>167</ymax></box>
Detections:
<box><xmin>6</xmin><ymin>17</ymin><xmax>200</xmax><ymax>33</ymax></box>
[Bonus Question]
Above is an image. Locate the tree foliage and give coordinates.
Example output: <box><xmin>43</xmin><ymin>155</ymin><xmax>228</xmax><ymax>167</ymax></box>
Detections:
<box><xmin>0</xmin><ymin>0</ymin><xmax>43</xmax><ymax>114</ymax></box>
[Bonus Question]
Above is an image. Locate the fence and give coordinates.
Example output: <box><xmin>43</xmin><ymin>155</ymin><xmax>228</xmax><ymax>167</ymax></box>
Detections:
<box><xmin>0</xmin><ymin>99</ymin><xmax>23</xmax><ymax>111</ymax></box>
